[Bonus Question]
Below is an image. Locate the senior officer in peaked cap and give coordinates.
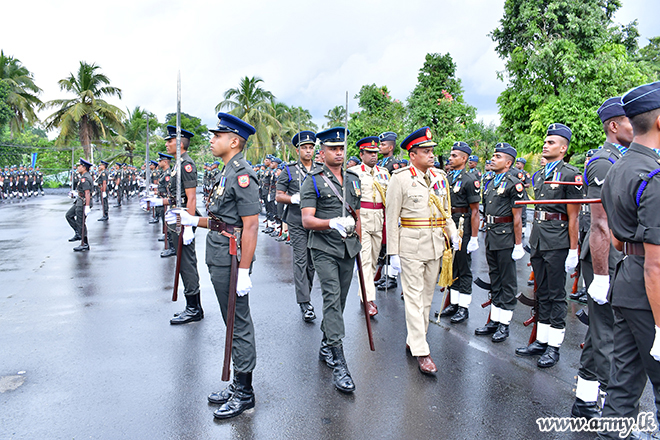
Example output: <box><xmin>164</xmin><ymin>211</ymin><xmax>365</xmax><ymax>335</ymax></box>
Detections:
<box><xmin>350</xmin><ymin>136</ymin><xmax>390</xmax><ymax>317</ymax></box>
<box><xmin>66</xmin><ymin>158</ymin><xmax>94</xmax><ymax>251</ymax></box>
<box><xmin>597</xmin><ymin>82</ymin><xmax>660</xmax><ymax>439</ymax></box>
<box><xmin>516</xmin><ymin>123</ymin><xmax>582</xmax><ymax>368</ymax></box>
<box><xmin>167</xmin><ymin>112</ymin><xmax>260</xmax><ymax>419</ymax></box>
<box><xmin>301</xmin><ymin>127</ymin><xmax>362</xmax><ymax>393</ymax></box>
<box><xmin>276</xmin><ymin>130</ymin><xmax>323</xmax><ymax>322</ymax></box>
<box><xmin>386</xmin><ymin>127</ymin><xmax>458</xmax><ymax>375</ymax></box>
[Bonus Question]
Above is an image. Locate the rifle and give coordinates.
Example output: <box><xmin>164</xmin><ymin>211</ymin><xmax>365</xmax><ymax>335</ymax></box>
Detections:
<box><xmin>221</xmin><ymin>228</ymin><xmax>242</xmax><ymax>381</ymax></box>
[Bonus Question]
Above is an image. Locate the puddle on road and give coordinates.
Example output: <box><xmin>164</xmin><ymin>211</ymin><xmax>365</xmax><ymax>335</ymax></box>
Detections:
<box><xmin>0</xmin><ymin>375</ymin><xmax>26</xmax><ymax>392</ymax></box>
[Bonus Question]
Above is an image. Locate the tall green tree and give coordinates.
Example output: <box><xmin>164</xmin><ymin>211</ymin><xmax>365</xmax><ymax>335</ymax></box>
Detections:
<box><xmin>43</xmin><ymin>62</ymin><xmax>125</xmax><ymax>161</ymax></box>
<box><xmin>215</xmin><ymin>76</ymin><xmax>280</xmax><ymax>161</ymax></box>
<box><xmin>323</xmin><ymin>105</ymin><xmax>346</xmax><ymax>129</ymax></box>
<box><xmin>638</xmin><ymin>36</ymin><xmax>660</xmax><ymax>78</ymax></box>
<box><xmin>0</xmin><ymin>51</ymin><xmax>42</xmax><ymax>138</ymax></box>
<box><xmin>406</xmin><ymin>53</ymin><xmax>476</xmax><ymax>153</ymax></box>
<box><xmin>0</xmin><ymin>81</ymin><xmax>13</xmax><ymax>130</ymax></box>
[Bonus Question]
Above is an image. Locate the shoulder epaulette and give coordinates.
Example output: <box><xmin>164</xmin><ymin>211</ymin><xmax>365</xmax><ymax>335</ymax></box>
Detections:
<box><xmin>392</xmin><ymin>166</ymin><xmax>410</xmax><ymax>175</ymax></box>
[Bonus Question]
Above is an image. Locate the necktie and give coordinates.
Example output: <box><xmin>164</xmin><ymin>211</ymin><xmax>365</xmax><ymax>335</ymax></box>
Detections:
<box><xmin>424</xmin><ymin>174</ymin><xmax>431</xmax><ymax>187</ymax></box>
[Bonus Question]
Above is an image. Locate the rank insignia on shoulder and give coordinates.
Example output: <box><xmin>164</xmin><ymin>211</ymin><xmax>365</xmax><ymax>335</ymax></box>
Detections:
<box><xmin>238</xmin><ymin>174</ymin><xmax>249</xmax><ymax>188</ymax></box>
<box><xmin>185</xmin><ymin>164</ymin><xmax>193</xmax><ymax>173</ymax></box>
<box><xmin>515</xmin><ymin>183</ymin><xmax>524</xmax><ymax>192</ymax></box>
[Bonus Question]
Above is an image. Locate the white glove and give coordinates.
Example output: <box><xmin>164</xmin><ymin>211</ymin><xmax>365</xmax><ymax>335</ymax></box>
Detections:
<box><xmin>84</xmin><ymin>206</ymin><xmax>91</xmax><ymax>216</ymax></box>
<box><xmin>511</xmin><ymin>244</ymin><xmax>525</xmax><ymax>261</ymax></box>
<box><xmin>467</xmin><ymin>236</ymin><xmax>479</xmax><ymax>253</ymax></box>
<box><xmin>182</xmin><ymin>225</ymin><xmax>195</xmax><ymax>245</ymax></box>
<box><xmin>588</xmin><ymin>274</ymin><xmax>609</xmax><ymax>305</ymax></box>
<box><xmin>389</xmin><ymin>255</ymin><xmax>401</xmax><ymax>272</ymax></box>
<box><xmin>290</xmin><ymin>193</ymin><xmax>300</xmax><ymax>204</ymax></box>
<box><xmin>329</xmin><ymin>217</ymin><xmax>355</xmax><ymax>238</ymax></box>
<box><xmin>267</xmin><ymin>194</ymin><xmax>272</xmax><ymax>202</ymax></box>
<box><xmin>237</xmin><ymin>268</ymin><xmax>252</xmax><ymax>297</ymax></box>
<box><xmin>102</xmin><ymin>191</ymin><xmax>107</xmax><ymax>198</ymax></box>
<box><xmin>652</xmin><ymin>326</ymin><xmax>660</xmax><ymax>362</ymax></box>
<box><xmin>147</xmin><ymin>196</ymin><xmax>163</xmax><ymax>206</ymax></box>
<box><xmin>165</xmin><ymin>208</ymin><xmax>200</xmax><ymax>227</ymax></box>
<box><xmin>68</xmin><ymin>191</ymin><xmax>75</xmax><ymax>199</ymax></box>
<box><xmin>565</xmin><ymin>248</ymin><xmax>579</xmax><ymax>273</ymax></box>
<box><xmin>451</xmin><ymin>232</ymin><xmax>460</xmax><ymax>251</ymax></box>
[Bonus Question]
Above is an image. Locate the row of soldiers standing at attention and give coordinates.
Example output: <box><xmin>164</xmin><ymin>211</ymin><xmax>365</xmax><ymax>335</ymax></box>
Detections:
<box><xmin>0</xmin><ymin>165</ymin><xmax>44</xmax><ymax>199</ymax></box>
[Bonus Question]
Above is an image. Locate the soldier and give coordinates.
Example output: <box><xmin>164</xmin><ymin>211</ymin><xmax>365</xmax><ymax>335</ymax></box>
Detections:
<box><xmin>515</xmin><ymin>124</ymin><xmax>582</xmax><ymax>368</ymax></box>
<box><xmin>268</xmin><ymin>158</ymin><xmax>282</xmax><ymax>236</ymax></box>
<box><xmin>113</xmin><ymin>163</ymin><xmax>123</xmax><ymax>207</ymax></box>
<box><xmin>467</xmin><ymin>155</ymin><xmax>482</xmax><ymax>180</ymax></box>
<box><xmin>35</xmin><ymin>166</ymin><xmax>44</xmax><ymax>196</ymax></box>
<box><xmin>65</xmin><ymin>159</ymin><xmax>93</xmax><ymax>251</ymax></box>
<box><xmin>346</xmin><ymin>156</ymin><xmax>361</xmax><ymax>168</ymax></box>
<box><xmin>301</xmin><ymin>126</ymin><xmax>361</xmax><ymax>393</ymax></box>
<box><xmin>386</xmin><ymin>127</ymin><xmax>458</xmax><ymax>374</ymax></box>
<box><xmin>166</xmin><ymin>113</ymin><xmax>260</xmax><ymax>419</ymax></box>
<box><xmin>97</xmin><ymin>160</ymin><xmax>110</xmax><ymax>221</ymax></box>
<box><xmin>276</xmin><ymin>130</ymin><xmax>322</xmax><ymax>322</ymax></box>
<box><xmin>262</xmin><ymin>156</ymin><xmax>278</xmax><ymax>233</ymax></box>
<box><xmin>514</xmin><ymin>157</ymin><xmax>531</xmax><ymax>235</ymax></box>
<box><xmin>596</xmin><ymin>82</ymin><xmax>660</xmax><ymax>439</ymax></box>
<box><xmin>156</xmin><ymin>153</ymin><xmax>175</xmax><ymax>256</ymax></box>
<box><xmin>438</xmin><ymin>142</ymin><xmax>482</xmax><ymax>324</ymax></box>
<box><xmin>377</xmin><ymin>131</ymin><xmax>398</xmax><ymax>173</ymax></box>
<box><xmin>350</xmin><ymin>136</ymin><xmax>389</xmax><ymax>318</ymax></box>
<box><xmin>474</xmin><ymin>143</ymin><xmax>525</xmax><ymax>342</ymax></box>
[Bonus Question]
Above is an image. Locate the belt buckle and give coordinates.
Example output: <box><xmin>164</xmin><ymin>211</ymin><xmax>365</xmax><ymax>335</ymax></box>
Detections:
<box><xmin>539</xmin><ymin>211</ymin><xmax>547</xmax><ymax>221</ymax></box>
<box><xmin>486</xmin><ymin>215</ymin><xmax>492</xmax><ymax>223</ymax></box>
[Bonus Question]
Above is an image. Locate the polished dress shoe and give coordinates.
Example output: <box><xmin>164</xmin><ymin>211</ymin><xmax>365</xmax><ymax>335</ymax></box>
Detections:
<box><xmin>319</xmin><ymin>340</ymin><xmax>337</xmax><ymax>368</ymax></box>
<box><xmin>275</xmin><ymin>234</ymin><xmax>288</xmax><ymax>242</ymax></box>
<box><xmin>475</xmin><ymin>321</ymin><xmax>499</xmax><ymax>336</ymax></box>
<box><xmin>515</xmin><ymin>340</ymin><xmax>548</xmax><ymax>357</ymax></box>
<box><xmin>366</xmin><ymin>301</ymin><xmax>378</xmax><ymax>317</ymax></box>
<box><xmin>527</xmin><ymin>278</ymin><xmax>535</xmax><ymax>286</ymax></box>
<box><xmin>537</xmin><ymin>346</ymin><xmax>560</xmax><ymax>368</ymax></box>
<box><xmin>262</xmin><ymin>227</ymin><xmax>274</xmax><ymax>234</ymax></box>
<box><xmin>73</xmin><ymin>243</ymin><xmax>89</xmax><ymax>252</ymax></box>
<box><xmin>269</xmin><ymin>229</ymin><xmax>280</xmax><ymax>237</ymax></box>
<box><xmin>417</xmin><ymin>355</ymin><xmax>438</xmax><ymax>374</ymax></box>
<box><xmin>450</xmin><ymin>307</ymin><xmax>469</xmax><ymax>324</ymax></box>
<box><xmin>439</xmin><ymin>303</ymin><xmax>458</xmax><ymax>318</ymax></box>
<box><xmin>160</xmin><ymin>248</ymin><xmax>176</xmax><ymax>258</ymax></box>
<box><xmin>376</xmin><ymin>276</ymin><xmax>397</xmax><ymax>290</ymax></box>
<box><xmin>299</xmin><ymin>302</ymin><xmax>316</xmax><ymax>322</ymax></box>
<box><xmin>208</xmin><ymin>377</ymin><xmax>237</xmax><ymax>405</ymax></box>
<box><xmin>330</xmin><ymin>345</ymin><xmax>355</xmax><ymax>393</ymax></box>
<box><xmin>569</xmin><ymin>287</ymin><xmax>586</xmax><ymax>301</ymax></box>
<box><xmin>571</xmin><ymin>398</ymin><xmax>601</xmax><ymax>420</ymax></box>
<box><xmin>158</xmin><ymin>236</ymin><xmax>165</xmax><ymax>242</ymax></box>
<box><xmin>213</xmin><ymin>372</ymin><xmax>255</xmax><ymax>419</ymax></box>
<box><xmin>170</xmin><ymin>294</ymin><xmax>204</xmax><ymax>324</ymax></box>
<box><xmin>97</xmin><ymin>216</ymin><xmax>108</xmax><ymax>221</ymax></box>
<box><xmin>491</xmin><ymin>323</ymin><xmax>509</xmax><ymax>342</ymax></box>
<box><xmin>148</xmin><ymin>218</ymin><xmax>159</xmax><ymax>224</ymax></box>
<box><xmin>68</xmin><ymin>235</ymin><xmax>82</xmax><ymax>242</ymax></box>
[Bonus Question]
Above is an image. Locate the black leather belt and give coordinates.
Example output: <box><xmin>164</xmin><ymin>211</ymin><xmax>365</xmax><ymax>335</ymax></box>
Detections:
<box><xmin>486</xmin><ymin>215</ymin><xmax>513</xmax><ymax>224</ymax></box>
<box><xmin>208</xmin><ymin>218</ymin><xmax>238</xmax><ymax>233</ymax></box>
<box><xmin>534</xmin><ymin>211</ymin><xmax>568</xmax><ymax>221</ymax></box>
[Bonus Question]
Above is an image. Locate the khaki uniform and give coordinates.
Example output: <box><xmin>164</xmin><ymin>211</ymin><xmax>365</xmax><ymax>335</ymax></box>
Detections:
<box><xmin>386</xmin><ymin>165</ymin><xmax>456</xmax><ymax>356</ymax></box>
<box><xmin>350</xmin><ymin>163</ymin><xmax>389</xmax><ymax>302</ymax></box>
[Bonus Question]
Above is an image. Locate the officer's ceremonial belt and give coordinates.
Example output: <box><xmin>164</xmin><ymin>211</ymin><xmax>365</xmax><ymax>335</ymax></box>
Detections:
<box><xmin>623</xmin><ymin>242</ymin><xmax>645</xmax><ymax>256</ymax></box>
<box><xmin>452</xmin><ymin>207</ymin><xmax>469</xmax><ymax>214</ymax></box>
<box><xmin>534</xmin><ymin>210</ymin><xmax>568</xmax><ymax>221</ymax></box>
<box><xmin>485</xmin><ymin>215</ymin><xmax>512</xmax><ymax>224</ymax></box>
<box><xmin>361</xmin><ymin>202</ymin><xmax>384</xmax><ymax>210</ymax></box>
<box><xmin>208</xmin><ymin>218</ymin><xmax>239</xmax><ymax>234</ymax></box>
<box><xmin>400</xmin><ymin>217</ymin><xmax>446</xmax><ymax>228</ymax></box>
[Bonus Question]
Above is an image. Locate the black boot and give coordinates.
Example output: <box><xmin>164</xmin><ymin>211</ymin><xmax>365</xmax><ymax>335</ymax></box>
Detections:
<box><xmin>376</xmin><ymin>276</ymin><xmax>397</xmax><ymax>290</ymax></box>
<box><xmin>491</xmin><ymin>323</ymin><xmax>509</xmax><ymax>342</ymax></box>
<box><xmin>299</xmin><ymin>302</ymin><xmax>316</xmax><ymax>322</ymax></box>
<box><xmin>439</xmin><ymin>303</ymin><xmax>458</xmax><ymax>318</ymax></box>
<box><xmin>170</xmin><ymin>294</ymin><xmax>204</xmax><ymax>324</ymax></box>
<box><xmin>318</xmin><ymin>340</ymin><xmax>337</xmax><ymax>368</ymax></box>
<box><xmin>515</xmin><ymin>340</ymin><xmax>548</xmax><ymax>357</ymax></box>
<box><xmin>475</xmin><ymin>321</ymin><xmax>499</xmax><ymax>336</ymax></box>
<box><xmin>537</xmin><ymin>346</ymin><xmax>560</xmax><ymax>368</ymax></box>
<box><xmin>73</xmin><ymin>243</ymin><xmax>90</xmax><ymax>252</ymax></box>
<box><xmin>329</xmin><ymin>345</ymin><xmax>355</xmax><ymax>393</ymax></box>
<box><xmin>571</xmin><ymin>398</ymin><xmax>601</xmax><ymax>419</ymax></box>
<box><xmin>160</xmin><ymin>248</ymin><xmax>176</xmax><ymax>258</ymax></box>
<box><xmin>213</xmin><ymin>372</ymin><xmax>255</xmax><ymax>419</ymax></box>
<box><xmin>208</xmin><ymin>376</ymin><xmax>238</xmax><ymax>405</ymax></box>
<box><xmin>450</xmin><ymin>307</ymin><xmax>469</xmax><ymax>324</ymax></box>
<box><xmin>69</xmin><ymin>235</ymin><xmax>82</xmax><ymax>242</ymax></box>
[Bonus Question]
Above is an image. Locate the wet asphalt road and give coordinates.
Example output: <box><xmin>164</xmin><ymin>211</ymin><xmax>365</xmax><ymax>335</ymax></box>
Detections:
<box><xmin>0</xmin><ymin>190</ymin><xmax>655</xmax><ymax>440</ymax></box>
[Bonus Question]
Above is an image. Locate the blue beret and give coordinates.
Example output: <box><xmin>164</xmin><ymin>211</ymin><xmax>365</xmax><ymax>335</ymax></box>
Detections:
<box><xmin>378</xmin><ymin>131</ymin><xmax>397</xmax><ymax>142</ymax></box>
<box><xmin>356</xmin><ymin>136</ymin><xmax>379</xmax><ymax>152</ymax></box>
<box><xmin>546</xmin><ymin>123</ymin><xmax>572</xmax><ymax>143</ymax></box>
<box><xmin>452</xmin><ymin>141</ymin><xmax>472</xmax><ymax>155</ymax></box>
<box><xmin>317</xmin><ymin>127</ymin><xmax>350</xmax><ymax>146</ymax></box>
<box><xmin>213</xmin><ymin>161</ymin><xmax>220</xmax><ymax>165</ymax></box>
<box><xmin>400</xmin><ymin>127</ymin><xmax>436</xmax><ymax>151</ymax></box>
<box><xmin>272</xmin><ymin>158</ymin><xmax>282</xmax><ymax>164</ymax></box>
<box><xmin>468</xmin><ymin>155</ymin><xmax>478</xmax><ymax>162</ymax></box>
<box><xmin>348</xmin><ymin>156</ymin><xmax>361</xmax><ymax>165</ymax></box>
<box><xmin>210</xmin><ymin>112</ymin><xmax>256</xmax><ymax>141</ymax></box>
<box><xmin>516</xmin><ymin>157</ymin><xmax>526</xmax><ymax>164</ymax></box>
<box><xmin>586</xmin><ymin>149</ymin><xmax>598</xmax><ymax>158</ymax></box>
<box><xmin>495</xmin><ymin>142</ymin><xmax>517</xmax><ymax>159</ymax></box>
<box><xmin>486</xmin><ymin>160</ymin><xmax>491</xmax><ymax>164</ymax></box>
<box><xmin>622</xmin><ymin>81</ymin><xmax>660</xmax><ymax>118</ymax></box>
<box><xmin>150</xmin><ymin>160</ymin><xmax>158</xmax><ymax>166</ymax></box>
<box><xmin>164</xmin><ymin>125</ymin><xmax>195</xmax><ymax>140</ymax></box>
<box><xmin>597</xmin><ymin>97</ymin><xmax>626</xmax><ymax>123</ymax></box>
<box><xmin>158</xmin><ymin>152</ymin><xmax>173</xmax><ymax>161</ymax></box>
<box><xmin>292</xmin><ymin>131</ymin><xmax>316</xmax><ymax>147</ymax></box>
<box><xmin>79</xmin><ymin>158</ymin><xmax>93</xmax><ymax>169</ymax></box>
<box><xmin>400</xmin><ymin>159</ymin><xmax>409</xmax><ymax>165</ymax></box>
<box><xmin>247</xmin><ymin>160</ymin><xmax>252</xmax><ymax>165</ymax></box>
<box><xmin>433</xmin><ymin>161</ymin><xmax>441</xmax><ymax>168</ymax></box>
<box><xmin>99</xmin><ymin>160</ymin><xmax>109</xmax><ymax>166</ymax></box>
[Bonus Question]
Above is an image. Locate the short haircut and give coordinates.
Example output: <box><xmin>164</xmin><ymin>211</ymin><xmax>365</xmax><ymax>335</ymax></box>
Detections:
<box><xmin>236</xmin><ymin>136</ymin><xmax>246</xmax><ymax>151</ymax></box>
<box><xmin>602</xmin><ymin>115</ymin><xmax>626</xmax><ymax>134</ymax></box>
<box><xmin>181</xmin><ymin>137</ymin><xmax>190</xmax><ymax>150</ymax></box>
<box><xmin>630</xmin><ymin>108</ymin><xmax>660</xmax><ymax>136</ymax></box>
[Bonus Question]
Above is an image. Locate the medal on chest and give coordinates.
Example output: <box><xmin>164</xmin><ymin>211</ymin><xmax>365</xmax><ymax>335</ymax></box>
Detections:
<box><xmin>215</xmin><ymin>176</ymin><xmax>227</xmax><ymax>198</ymax></box>
<box><xmin>352</xmin><ymin>180</ymin><xmax>361</xmax><ymax>197</ymax></box>
<box><xmin>497</xmin><ymin>181</ymin><xmax>507</xmax><ymax>195</ymax></box>
<box><xmin>453</xmin><ymin>180</ymin><xmax>462</xmax><ymax>193</ymax></box>
<box><xmin>550</xmin><ymin>171</ymin><xmax>561</xmax><ymax>189</ymax></box>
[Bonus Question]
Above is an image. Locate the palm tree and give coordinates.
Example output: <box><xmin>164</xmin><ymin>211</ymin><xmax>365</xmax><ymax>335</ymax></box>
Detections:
<box><xmin>0</xmin><ymin>51</ymin><xmax>42</xmax><ymax>138</ymax></box>
<box><xmin>323</xmin><ymin>105</ymin><xmax>346</xmax><ymax>128</ymax></box>
<box><xmin>43</xmin><ymin>62</ymin><xmax>125</xmax><ymax>161</ymax></box>
<box><xmin>215</xmin><ymin>76</ymin><xmax>280</xmax><ymax>161</ymax></box>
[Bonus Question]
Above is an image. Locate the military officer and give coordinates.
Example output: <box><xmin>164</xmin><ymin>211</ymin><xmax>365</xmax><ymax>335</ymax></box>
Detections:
<box><xmin>156</xmin><ymin>153</ymin><xmax>175</xmax><ymax>256</ymax></box>
<box><xmin>166</xmin><ymin>112</ymin><xmax>260</xmax><ymax>419</ymax></box>
<box><xmin>570</xmin><ymin>97</ymin><xmax>632</xmax><ymax>419</ymax></box>
<box><xmin>474</xmin><ymin>143</ymin><xmax>525</xmax><ymax>342</ymax></box>
<box><xmin>386</xmin><ymin>127</ymin><xmax>458</xmax><ymax>374</ymax></box>
<box><xmin>596</xmin><ymin>82</ymin><xmax>660</xmax><ymax>439</ymax></box>
<box><xmin>377</xmin><ymin>131</ymin><xmax>398</xmax><ymax>173</ymax></box>
<box><xmin>113</xmin><ymin>163</ymin><xmax>123</xmax><ymax>206</ymax></box>
<box><xmin>97</xmin><ymin>160</ymin><xmax>109</xmax><ymax>221</ymax></box>
<box><xmin>300</xmin><ymin>126</ymin><xmax>361</xmax><ymax>393</ymax></box>
<box><xmin>350</xmin><ymin>136</ymin><xmax>390</xmax><ymax>318</ymax></box>
<box><xmin>516</xmin><ymin>123</ymin><xmax>582</xmax><ymax>368</ymax></box>
<box><xmin>35</xmin><ymin>166</ymin><xmax>44</xmax><ymax>196</ymax></box>
<box><xmin>262</xmin><ymin>156</ymin><xmax>279</xmax><ymax>233</ymax></box>
<box><xmin>276</xmin><ymin>130</ymin><xmax>322</xmax><ymax>322</ymax></box>
<box><xmin>346</xmin><ymin>156</ymin><xmax>361</xmax><ymax>168</ymax></box>
<box><xmin>514</xmin><ymin>157</ymin><xmax>531</xmax><ymax>233</ymax></box>
<box><xmin>66</xmin><ymin>159</ymin><xmax>93</xmax><ymax>251</ymax></box>
<box><xmin>467</xmin><ymin>155</ymin><xmax>482</xmax><ymax>180</ymax></box>
<box><xmin>438</xmin><ymin>142</ymin><xmax>482</xmax><ymax>324</ymax></box>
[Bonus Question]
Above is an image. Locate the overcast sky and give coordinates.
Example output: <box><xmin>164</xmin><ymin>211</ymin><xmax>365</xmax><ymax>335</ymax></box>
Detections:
<box><xmin>2</xmin><ymin>0</ymin><xmax>659</xmax><ymax>136</ymax></box>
